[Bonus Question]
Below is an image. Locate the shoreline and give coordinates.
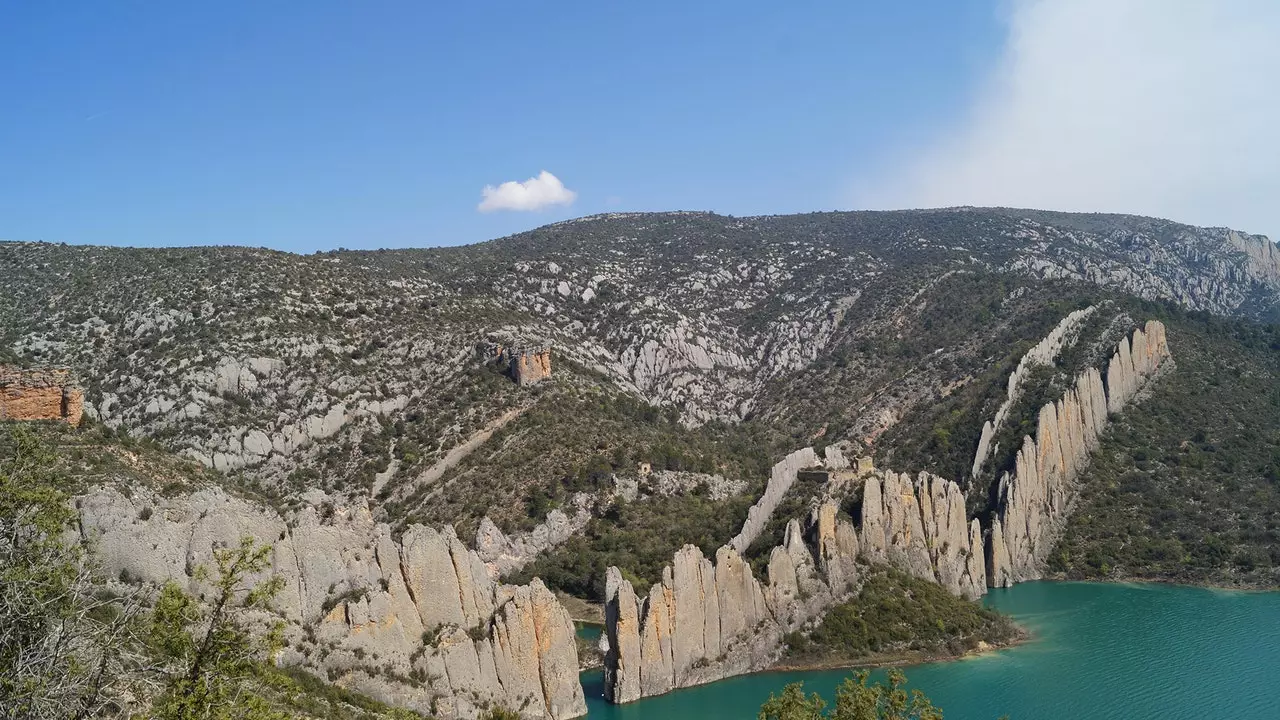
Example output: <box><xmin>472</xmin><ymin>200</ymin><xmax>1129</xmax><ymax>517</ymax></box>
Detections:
<box><xmin>767</xmin><ymin>625</ymin><xmax>1031</xmax><ymax>675</ymax></box>
<box><xmin>1036</xmin><ymin>573</ymin><xmax>1280</xmax><ymax>594</ymax></box>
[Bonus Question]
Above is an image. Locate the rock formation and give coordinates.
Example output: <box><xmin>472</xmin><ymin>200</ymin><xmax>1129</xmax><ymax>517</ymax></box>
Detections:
<box><xmin>858</xmin><ymin>470</ymin><xmax>987</xmax><ymax>599</ymax></box>
<box><xmin>971</xmin><ymin>306</ymin><xmax>1096</xmax><ymax>478</ymax></box>
<box><xmin>76</xmin><ymin>486</ymin><xmax>586</xmax><ymax>720</ymax></box>
<box><xmin>605</xmin><ymin>321</ymin><xmax>1173</xmax><ymax>704</ymax></box>
<box><xmin>603</xmin><ymin>466</ymin><xmax>985</xmax><ymax>703</ymax></box>
<box><xmin>475</xmin><ymin>505</ymin><xmax>591</xmax><ymax>578</ymax></box>
<box><xmin>0</xmin><ymin>366</ymin><xmax>84</xmax><ymax>425</ymax></box>
<box><xmin>511</xmin><ymin>348</ymin><xmax>553</xmax><ymax>386</ymax></box>
<box><xmin>604</xmin><ymin>503</ymin><xmax>858</xmax><ymax>703</ymax></box>
<box><xmin>729</xmin><ymin>446</ymin><xmax>821</xmax><ymax>553</ymax></box>
<box><xmin>987</xmin><ymin>320</ymin><xmax>1170</xmax><ymax>586</ymax></box>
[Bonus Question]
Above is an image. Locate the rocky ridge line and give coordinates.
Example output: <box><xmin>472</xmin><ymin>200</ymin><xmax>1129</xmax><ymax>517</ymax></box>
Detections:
<box><xmin>603</xmin><ymin>465</ymin><xmax>984</xmax><ymax>702</ymax></box>
<box><xmin>76</xmin><ymin>486</ymin><xmax>586</xmax><ymax>720</ymax></box>
<box><xmin>987</xmin><ymin>320</ymin><xmax>1171</xmax><ymax>586</ymax></box>
<box><xmin>729</xmin><ymin>446</ymin><xmax>828</xmax><ymax>553</ymax></box>
<box><xmin>971</xmin><ymin>306</ymin><xmax>1097</xmax><ymax>478</ymax></box>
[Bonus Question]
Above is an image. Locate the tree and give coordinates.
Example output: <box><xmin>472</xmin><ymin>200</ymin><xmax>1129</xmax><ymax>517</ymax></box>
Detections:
<box><xmin>759</xmin><ymin>670</ymin><xmax>943</xmax><ymax>720</ymax></box>
<box><xmin>0</xmin><ymin>425</ymin><xmax>144</xmax><ymax>720</ymax></box>
<box><xmin>148</xmin><ymin>536</ymin><xmax>287</xmax><ymax>720</ymax></box>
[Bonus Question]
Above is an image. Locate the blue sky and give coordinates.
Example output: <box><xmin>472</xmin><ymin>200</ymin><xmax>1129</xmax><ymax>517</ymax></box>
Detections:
<box><xmin>2</xmin><ymin>2</ymin><xmax>1277</xmax><ymax>251</ymax></box>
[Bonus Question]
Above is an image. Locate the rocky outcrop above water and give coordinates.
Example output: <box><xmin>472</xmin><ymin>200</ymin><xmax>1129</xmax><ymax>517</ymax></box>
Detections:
<box><xmin>988</xmin><ymin>320</ymin><xmax>1171</xmax><ymax>586</ymax></box>
<box><xmin>76</xmin><ymin>486</ymin><xmax>586</xmax><ymax>720</ymax></box>
<box><xmin>604</xmin><ymin>501</ymin><xmax>861</xmax><ymax>703</ymax></box>
<box><xmin>859</xmin><ymin>470</ymin><xmax>987</xmax><ymax>600</ymax></box>
<box><xmin>602</xmin><ymin>465</ymin><xmax>987</xmax><ymax>703</ymax></box>
<box><xmin>604</xmin><ymin>321</ymin><xmax>1174</xmax><ymax>704</ymax></box>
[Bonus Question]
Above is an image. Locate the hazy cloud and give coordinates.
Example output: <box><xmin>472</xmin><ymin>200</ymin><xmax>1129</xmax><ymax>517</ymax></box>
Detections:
<box><xmin>861</xmin><ymin>0</ymin><xmax>1280</xmax><ymax>236</ymax></box>
<box><xmin>477</xmin><ymin>171</ymin><xmax>577</xmax><ymax>212</ymax></box>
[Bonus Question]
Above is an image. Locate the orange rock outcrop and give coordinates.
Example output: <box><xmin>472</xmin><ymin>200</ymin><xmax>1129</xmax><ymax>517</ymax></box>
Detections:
<box><xmin>0</xmin><ymin>367</ymin><xmax>84</xmax><ymax>426</ymax></box>
<box><xmin>510</xmin><ymin>347</ymin><xmax>552</xmax><ymax>386</ymax></box>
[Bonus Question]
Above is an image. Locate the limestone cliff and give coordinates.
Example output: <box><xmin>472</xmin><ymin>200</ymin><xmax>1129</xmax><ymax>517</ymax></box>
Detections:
<box><xmin>475</xmin><ymin>504</ymin><xmax>591</xmax><ymax>578</ymax></box>
<box><xmin>511</xmin><ymin>348</ymin><xmax>553</xmax><ymax>386</ymax></box>
<box><xmin>604</xmin><ymin>321</ymin><xmax>1173</xmax><ymax>704</ymax></box>
<box><xmin>604</xmin><ymin>505</ymin><xmax>856</xmax><ymax>703</ymax></box>
<box><xmin>0</xmin><ymin>366</ymin><xmax>84</xmax><ymax>425</ymax></box>
<box><xmin>603</xmin><ymin>467</ymin><xmax>984</xmax><ymax>703</ymax></box>
<box><xmin>858</xmin><ymin>470</ymin><xmax>987</xmax><ymax>600</ymax></box>
<box><xmin>971</xmin><ymin>307</ymin><xmax>1097</xmax><ymax>478</ymax></box>
<box><xmin>987</xmin><ymin>320</ymin><xmax>1171</xmax><ymax>586</ymax></box>
<box><xmin>76</xmin><ymin>486</ymin><xmax>586</xmax><ymax>720</ymax></box>
<box><xmin>729</xmin><ymin>446</ymin><xmax>822</xmax><ymax>553</ymax></box>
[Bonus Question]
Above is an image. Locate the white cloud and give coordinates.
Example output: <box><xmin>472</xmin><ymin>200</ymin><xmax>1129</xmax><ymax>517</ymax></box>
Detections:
<box><xmin>477</xmin><ymin>171</ymin><xmax>577</xmax><ymax>213</ymax></box>
<box><xmin>861</xmin><ymin>0</ymin><xmax>1280</xmax><ymax>237</ymax></box>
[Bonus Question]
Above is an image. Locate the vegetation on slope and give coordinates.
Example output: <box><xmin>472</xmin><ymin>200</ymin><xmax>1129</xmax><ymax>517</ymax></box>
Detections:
<box><xmin>0</xmin><ymin>423</ymin><xmax>421</xmax><ymax>720</ymax></box>
<box><xmin>392</xmin><ymin>379</ymin><xmax>781</xmax><ymax>538</ymax></box>
<box><xmin>781</xmin><ymin>567</ymin><xmax>1021</xmax><ymax>668</ymax></box>
<box><xmin>1051</xmin><ymin>312</ymin><xmax>1280</xmax><ymax>587</ymax></box>
<box><xmin>510</xmin><ymin>488</ymin><xmax>756</xmax><ymax>598</ymax></box>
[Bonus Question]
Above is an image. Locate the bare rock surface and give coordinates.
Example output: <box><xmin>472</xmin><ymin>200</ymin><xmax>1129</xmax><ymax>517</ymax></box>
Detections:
<box><xmin>988</xmin><ymin>321</ymin><xmax>1171</xmax><ymax>586</ymax></box>
<box><xmin>76</xmin><ymin>486</ymin><xmax>586</xmax><ymax>720</ymax></box>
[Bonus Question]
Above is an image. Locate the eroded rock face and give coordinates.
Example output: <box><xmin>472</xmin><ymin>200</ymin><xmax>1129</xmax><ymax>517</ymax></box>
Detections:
<box><xmin>511</xmin><ymin>348</ymin><xmax>553</xmax><ymax>386</ymax></box>
<box><xmin>0</xmin><ymin>366</ymin><xmax>83</xmax><ymax>425</ymax></box>
<box><xmin>729</xmin><ymin>447</ymin><xmax>820</xmax><ymax>553</ymax></box>
<box><xmin>604</xmin><ymin>321</ymin><xmax>1174</xmax><ymax>705</ymax></box>
<box><xmin>971</xmin><ymin>307</ymin><xmax>1097</xmax><ymax>478</ymax></box>
<box><xmin>605</xmin><ymin>497</ymin><xmax>868</xmax><ymax>704</ymax></box>
<box><xmin>858</xmin><ymin>471</ymin><xmax>986</xmax><ymax>599</ymax></box>
<box><xmin>76</xmin><ymin>486</ymin><xmax>585</xmax><ymax>720</ymax></box>
<box><xmin>987</xmin><ymin>320</ymin><xmax>1171</xmax><ymax>587</ymax></box>
<box><xmin>476</xmin><ymin>503</ymin><xmax>591</xmax><ymax>578</ymax></box>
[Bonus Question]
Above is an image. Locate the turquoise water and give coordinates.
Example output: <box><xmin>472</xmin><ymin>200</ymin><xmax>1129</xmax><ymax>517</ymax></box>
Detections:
<box><xmin>580</xmin><ymin>581</ymin><xmax>1280</xmax><ymax>719</ymax></box>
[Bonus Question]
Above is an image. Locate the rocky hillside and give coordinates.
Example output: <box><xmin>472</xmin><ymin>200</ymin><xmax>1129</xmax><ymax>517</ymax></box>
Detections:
<box><xmin>4</xmin><ymin>207</ymin><xmax>1280</xmax><ymax>717</ymax></box>
<box><xmin>3</xmin><ymin>210</ymin><xmax>1277</xmax><ymax>516</ymax></box>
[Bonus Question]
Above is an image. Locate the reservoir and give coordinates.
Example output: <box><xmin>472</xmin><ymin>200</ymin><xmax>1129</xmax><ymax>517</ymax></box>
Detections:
<box><xmin>580</xmin><ymin>581</ymin><xmax>1280</xmax><ymax>719</ymax></box>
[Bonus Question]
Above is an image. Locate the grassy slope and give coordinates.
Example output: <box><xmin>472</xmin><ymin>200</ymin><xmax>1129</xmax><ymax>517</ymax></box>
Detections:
<box><xmin>1051</xmin><ymin>312</ymin><xmax>1280</xmax><ymax>587</ymax></box>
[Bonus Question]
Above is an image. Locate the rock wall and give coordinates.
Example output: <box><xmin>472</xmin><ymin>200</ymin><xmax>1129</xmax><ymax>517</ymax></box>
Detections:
<box><xmin>859</xmin><ymin>470</ymin><xmax>987</xmax><ymax>600</ymax></box>
<box><xmin>971</xmin><ymin>307</ymin><xmax>1096</xmax><ymax>478</ymax></box>
<box><xmin>987</xmin><ymin>320</ymin><xmax>1170</xmax><ymax>586</ymax></box>
<box><xmin>603</xmin><ymin>468</ymin><xmax>984</xmax><ymax>703</ymax></box>
<box><xmin>511</xmin><ymin>348</ymin><xmax>553</xmax><ymax>386</ymax></box>
<box><xmin>605</xmin><ymin>320</ymin><xmax>1173</xmax><ymax>704</ymax></box>
<box><xmin>604</xmin><ymin>501</ymin><xmax>860</xmax><ymax>703</ymax></box>
<box><xmin>0</xmin><ymin>366</ymin><xmax>84</xmax><ymax>425</ymax></box>
<box><xmin>475</xmin><ymin>504</ymin><xmax>591</xmax><ymax>578</ymax></box>
<box><xmin>728</xmin><ymin>446</ymin><xmax>821</xmax><ymax>553</ymax></box>
<box><xmin>76</xmin><ymin>486</ymin><xmax>585</xmax><ymax>720</ymax></box>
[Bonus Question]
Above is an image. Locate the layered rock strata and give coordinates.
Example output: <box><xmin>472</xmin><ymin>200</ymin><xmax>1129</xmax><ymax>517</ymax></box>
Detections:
<box><xmin>76</xmin><ymin>486</ymin><xmax>585</xmax><ymax>720</ymax></box>
<box><xmin>987</xmin><ymin>320</ymin><xmax>1170</xmax><ymax>586</ymax></box>
<box><xmin>971</xmin><ymin>307</ymin><xmax>1096</xmax><ymax>478</ymax></box>
<box><xmin>858</xmin><ymin>470</ymin><xmax>987</xmax><ymax>600</ymax></box>
<box><xmin>0</xmin><ymin>366</ymin><xmax>84</xmax><ymax>425</ymax></box>
<box><xmin>604</xmin><ymin>505</ymin><xmax>857</xmax><ymax>703</ymax></box>
<box><xmin>606</xmin><ymin>320</ymin><xmax>1173</xmax><ymax>703</ymax></box>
